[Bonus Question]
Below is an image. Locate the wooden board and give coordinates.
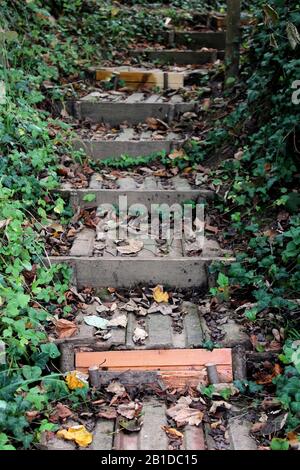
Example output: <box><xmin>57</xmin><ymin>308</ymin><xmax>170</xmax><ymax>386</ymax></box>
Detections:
<box><xmin>95</xmin><ymin>68</ymin><xmax>184</xmax><ymax>90</ymax></box>
<box><xmin>76</xmin><ymin>348</ymin><xmax>233</xmax><ymax>388</ymax></box>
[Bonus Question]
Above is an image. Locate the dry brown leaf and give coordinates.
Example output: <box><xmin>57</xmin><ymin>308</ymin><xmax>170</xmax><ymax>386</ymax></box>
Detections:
<box><xmin>116</xmin><ymin>239</ymin><xmax>144</xmax><ymax>255</ymax></box>
<box><xmin>55</xmin><ymin>319</ymin><xmax>78</xmax><ymax>339</ymax></box>
<box><xmin>162</xmin><ymin>426</ymin><xmax>183</xmax><ymax>439</ymax></box>
<box><xmin>106</xmin><ymin>380</ymin><xmax>125</xmax><ymax>396</ymax></box>
<box><xmin>167</xmin><ymin>398</ymin><xmax>204</xmax><ymax>427</ymax></box>
<box><xmin>108</xmin><ymin>313</ymin><xmax>128</xmax><ymax>328</ymax></box>
<box><xmin>117</xmin><ymin>402</ymin><xmax>140</xmax><ymax>420</ymax></box>
<box><xmin>97</xmin><ymin>407</ymin><xmax>118</xmax><ymax>420</ymax></box>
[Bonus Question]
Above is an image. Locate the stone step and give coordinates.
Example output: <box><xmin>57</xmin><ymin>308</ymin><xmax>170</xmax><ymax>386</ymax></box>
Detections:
<box><xmin>129</xmin><ymin>49</ymin><xmax>219</xmax><ymax>65</ymax></box>
<box><xmin>158</xmin><ymin>31</ymin><xmax>226</xmax><ymax>50</ymax></box>
<box><xmin>69</xmin><ymin>91</ymin><xmax>197</xmax><ymax>126</ymax></box>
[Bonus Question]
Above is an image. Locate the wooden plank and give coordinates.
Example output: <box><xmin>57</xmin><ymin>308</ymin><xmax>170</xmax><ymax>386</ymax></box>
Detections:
<box><xmin>95</xmin><ymin>68</ymin><xmax>184</xmax><ymax>90</ymax></box>
<box><xmin>75</xmin><ymin>349</ymin><xmax>233</xmax><ymax>388</ymax></box>
<box><xmin>76</xmin><ymin>348</ymin><xmax>232</xmax><ymax>369</ymax></box>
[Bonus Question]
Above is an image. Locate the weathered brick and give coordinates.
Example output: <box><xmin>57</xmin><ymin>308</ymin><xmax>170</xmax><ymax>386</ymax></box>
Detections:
<box><xmin>70</xmin><ymin>228</ymin><xmax>95</xmax><ymax>257</ymax></box>
<box><xmin>88</xmin><ymin>419</ymin><xmax>114</xmax><ymax>450</ymax></box>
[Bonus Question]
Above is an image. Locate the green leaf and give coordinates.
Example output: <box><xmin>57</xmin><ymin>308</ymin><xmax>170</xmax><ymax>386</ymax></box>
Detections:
<box><xmin>270</xmin><ymin>438</ymin><xmax>289</xmax><ymax>451</ymax></box>
<box><xmin>83</xmin><ymin>193</ymin><xmax>96</xmax><ymax>202</ymax></box>
<box><xmin>40</xmin><ymin>343</ymin><xmax>60</xmax><ymax>359</ymax></box>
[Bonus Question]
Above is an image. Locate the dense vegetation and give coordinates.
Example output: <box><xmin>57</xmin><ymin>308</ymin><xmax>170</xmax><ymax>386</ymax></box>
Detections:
<box><xmin>0</xmin><ymin>0</ymin><xmax>299</xmax><ymax>449</ymax></box>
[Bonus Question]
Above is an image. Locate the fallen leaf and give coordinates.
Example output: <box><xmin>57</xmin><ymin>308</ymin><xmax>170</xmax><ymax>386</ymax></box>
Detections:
<box><xmin>205</xmin><ymin>223</ymin><xmax>219</xmax><ymax>235</ymax></box>
<box><xmin>116</xmin><ymin>239</ymin><xmax>144</xmax><ymax>255</ymax></box>
<box><xmin>84</xmin><ymin>315</ymin><xmax>109</xmax><ymax>329</ymax></box>
<box><xmin>0</xmin><ymin>219</ymin><xmax>10</xmax><ymax>230</ymax></box>
<box><xmin>118</xmin><ymin>416</ymin><xmax>142</xmax><ymax>432</ymax></box>
<box><xmin>162</xmin><ymin>426</ymin><xmax>183</xmax><ymax>439</ymax></box>
<box><xmin>168</xmin><ymin>149</ymin><xmax>186</xmax><ymax>160</ymax></box>
<box><xmin>148</xmin><ymin>302</ymin><xmax>173</xmax><ymax>315</ymax></box>
<box><xmin>26</xmin><ymin>410</ymin><xmax>40</xmax><ymax>422</ymax></box>
<box><xmin>65</xmin><ymin>371</ymin><xmax>88</xmax><ymax>390</ymax></box>
<box><xmin>117</xmin><ymin>402</ymin><xmax>141</xmax><ymax>420</ymax></box>
<box><xmin>136</xmin><ymin>306</ymin><xmax>148</xmax><ymax>316</ymax></box>
<box><xmin>133</xmin><ymin>326</ymin><xmax>148</xmax><ymax>344</ymax></box>
<box><xmin>153</xmin><ymin>285</ymin><xmax>169</xmax><ymax>303</ymax></box>
<box><xmin>55</xmin><ymin>319</ymin><xmax>78</xmax><ymax>339</ymax></box>
<box><xmin>106</xmin><ymin>380</ymin><xmax>125</xmax><ymax>396</ymax></box>
<box><xmin>97</xmin><ymin>407</ymin><xmax>118</xmax><ymax>420</ymax></box>
<box><xmin>50</xmin><ymin>403</ymin><xmax>73</xmax><ymax>422</ymax></box>
<box><xmin>108</xmin><ymin>313</ymin><xmax>128</xmax><ymax>328</ymax></box>
<box><xmin>146</xmin><ymin>117</ymin><xmax>159</xmax><ymax>129</ymax></box>
<box><xmin>209</xmin><ymin>401</ymin><xmax>232</xmax><ymax>414</ymax></box>
<box><xmin>121</xmin><ymin>299</ymin><xmax>138</xmax><ymax>312</ymax></box>
<box><xmin>57</xmin><ymin>425</ymin><xmax>92</xmax><ymax>448</ymax></box>
<box><xmin>167</xmin><ymin>398</ymin><xmax>204</xmax><ymax>427</ymax></box>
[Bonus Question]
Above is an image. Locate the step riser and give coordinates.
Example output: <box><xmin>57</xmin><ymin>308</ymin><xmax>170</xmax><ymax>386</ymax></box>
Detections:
<box><xmin>58</xmin><ymin>189</ymin><xmax>213</xmax><ymax>210</ymax></box>
<box><xmin>159</xmin><ymin>31</ymin><xmax>226</xmax><ymax>50</ymax></box>
<box><xmin>129</xmin><ymin>50</ymin><xmax>219</xmax><ymax>65</ymax></box>
<box><xmin>49</xmin><ymin>257</ymin><xmax>217</xmax><ymax>289</ymax></box>
<box><xmin>72</xmin><ymin>139</ymin><xmax>183</xmax><ymax>160</ymax></box>
<box><xmin>70</xmin><ymin>101</ymin><xmax>196</xmax><ymax>125</ymax></box>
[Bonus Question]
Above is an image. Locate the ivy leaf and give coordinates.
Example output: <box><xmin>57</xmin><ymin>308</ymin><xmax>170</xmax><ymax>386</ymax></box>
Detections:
<box><xmin>40</xmin><ymin>343</ymin><xmax>60</xmax><ymax>359</ymax></box>
<box><xmin>83</xmin><ymin>193</ymin><xmax>96</xmax><ymax>202</ymax></box>
<box><xmin>270</xmin><ymin>438</ymin><xmax>289</xmax><ymax>451</ymax></box>
<box><xmin>22</xmin><ymin>365</ymin><xmax>42</xmax><ymax>381</ymax></box>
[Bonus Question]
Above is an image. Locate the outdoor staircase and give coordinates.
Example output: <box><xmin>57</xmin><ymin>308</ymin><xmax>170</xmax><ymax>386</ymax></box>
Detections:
<box><xmin>45</xmin><ymin>16</ymin><xmax>256</xmax><ymax>451</ymax></box>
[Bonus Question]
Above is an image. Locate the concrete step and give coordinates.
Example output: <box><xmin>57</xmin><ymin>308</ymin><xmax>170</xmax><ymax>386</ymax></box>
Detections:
<box><xmin>48</xmin><ymin>212</ymin><xmax>233</xmax><ymax>288</ymax></box>
<box><xmin>69</xmin><ymin>91</ymin><xmax>198</xmax><ymax>126</ymax></box>
<box><xmin>72</xmin><ymin>127</ymin><xmax>184</xmax><ymax>160</ymax></box>
<box><xmin>129</xmin><ymin>49</ymin><xmax>219</xmax><ymax>65</ymax></box>
<box><xmin>59</xmin><ymin>172</ymin><xmax>214</xmax><ymax>209</ymax></box>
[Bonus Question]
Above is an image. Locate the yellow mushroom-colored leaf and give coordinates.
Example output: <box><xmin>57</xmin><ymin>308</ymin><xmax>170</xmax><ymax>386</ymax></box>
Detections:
<box><xmin>153</xmin><ymin>285</ymin><xmax>169</xmax><ymax>303</ymax></box>
<box><xmin>57</xmin><ymin>425</ymin><xmax>92</xmax><ymax>448</ymax></box>
<box><xmin>65</xmin><ymin>371</ymin><xmax>87</xmax><ymax>390</ymax></box>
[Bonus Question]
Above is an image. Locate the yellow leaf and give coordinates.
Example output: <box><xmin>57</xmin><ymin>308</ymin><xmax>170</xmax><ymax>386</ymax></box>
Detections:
<box><xmin>111</xmin><ymin>7</ymin><xmax>120</xmax><ymax>17</ymax></box>
<box><xmin>65</xmin><ymin>371</ymin><xmax>87</xmax><ymax>390</ymax></box>
<box><xmin>153</xmin><ymin>285</ymin><xmax>169</xmax><ymax>303</ymax></box>
<box><xmin>57</xmin><ymin>425</ymin><xmax>93</xmax><ymax>448</ymax></box>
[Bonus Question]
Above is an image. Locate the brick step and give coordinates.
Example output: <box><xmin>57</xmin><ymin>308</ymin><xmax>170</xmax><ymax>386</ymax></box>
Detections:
<box><xmin>39</xmin><ymin>398</ymin><xmax>257</xmax><ymax>450</ymax></box>
<box><xmin>129</xmin><ymin>49</ymin><xmax>221</xmax><ymax>65</ymax></box>
<box><xmin>68</xmin><ymin>91</ymin><xmax>198</xmax><ymax>126</ymax></box>
<box><xmin>55</xmin><ymin>298</ymin><xmax>248</xmax><ymax>372</ymax></box>
<box><xmin>157</xmin><ymin>30</ymin><xmax>225</xmax><ymax>50</ymax></box>
<box><xmin>59</xmin><ymin>173</ymin><xmax>214</xmax><ymax>209</ymax></box>
<box><xmin>40</xmin><ymin>398</ymin><xmax>208</xmax><ymax>450</ymax></box>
